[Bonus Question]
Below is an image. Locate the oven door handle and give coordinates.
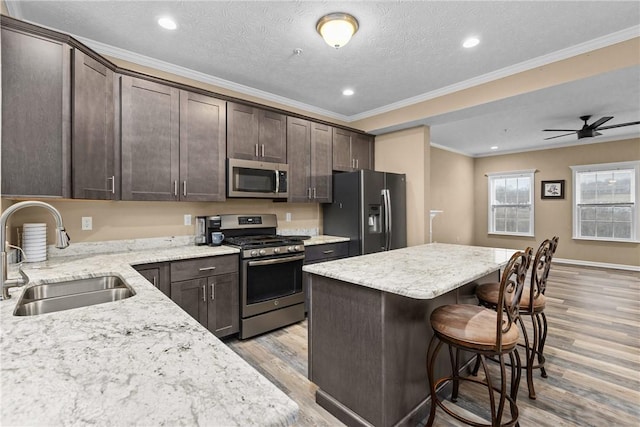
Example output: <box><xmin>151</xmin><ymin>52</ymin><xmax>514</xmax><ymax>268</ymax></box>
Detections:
<box><xmin>248</xmin><ymin>254</ymin><xmax>305</xmax><ymax>267</ymax></box>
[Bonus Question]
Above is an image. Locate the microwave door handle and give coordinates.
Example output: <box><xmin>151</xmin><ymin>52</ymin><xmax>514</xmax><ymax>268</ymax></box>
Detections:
<box><xmin>275</xmin><ymin>170</ymin><xmax>280</xmax><ymax>194</ymax></box>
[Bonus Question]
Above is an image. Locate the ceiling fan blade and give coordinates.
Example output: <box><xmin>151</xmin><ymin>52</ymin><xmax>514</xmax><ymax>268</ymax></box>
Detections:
<box><xmin>597</xmin><ymin>120</ymin><xmax>640</xmax><ymax>130</ymax></box>
<box><xmin>543</xmin><ymin>129</ymin><xmax>579</xmax><ymax>132</ymax></box>
<box><xmin>588</xmin><ymin>116</ymin><xmax>614</xmax><ymax>129</ymax></box>
<box><xmin>594</xmin><ymin>131</ymin><xmax>602</xmax><ymax>136</ymax></box>
<box><xmin>544</xmin><ymin>132</ymin><xmax>575</xmax><ymax>140</ymax></box>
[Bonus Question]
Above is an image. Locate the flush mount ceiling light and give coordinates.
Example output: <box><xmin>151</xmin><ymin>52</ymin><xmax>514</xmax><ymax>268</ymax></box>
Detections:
<box><xmin>342</xmin><ymin>88</ymin><xmax>354</xmax><ymax>96</ymax></box>
<box><xmin>316</xmin><ymin>13</ymin><xmax>359</xmax><ymax>49</ymax></box>
<box><xmin>158</xmin><ymin>17</ymin><xmax>177</xmax><ymax>30</ymax></box>
<box><xmin>462</xmin><ymin>36</ymin><xmax>480</xmax><ymax>48</ymax></box>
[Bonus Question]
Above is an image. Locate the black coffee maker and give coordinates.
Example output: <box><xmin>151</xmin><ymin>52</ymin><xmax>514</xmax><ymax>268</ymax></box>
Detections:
<box><xmin>195</xmin><ymin>215</ymin><xmax>223</xmax><ymax>246</ymax></box>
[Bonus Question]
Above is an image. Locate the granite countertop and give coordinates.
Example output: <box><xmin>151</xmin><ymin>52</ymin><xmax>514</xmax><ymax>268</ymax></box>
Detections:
<box><xmin>303</xmin><ymin>243</ymin><xmax>515</xmax><ymax>300</ymax></box>
<box><xmin>303</xmin><ymin>235</ymin><xmax>350</xmax><ymax>246</ymax></box>
<box><xmin>1</xmin><ymin>243</ymin><xmax>299</xmax><ymax>426</ymax></box>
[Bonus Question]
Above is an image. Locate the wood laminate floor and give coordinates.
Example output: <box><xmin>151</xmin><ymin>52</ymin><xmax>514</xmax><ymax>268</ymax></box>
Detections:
<box><xmin>226</xmin><ymin>264</ymin><xmax>640</xmax><ymax>426</ymax></box>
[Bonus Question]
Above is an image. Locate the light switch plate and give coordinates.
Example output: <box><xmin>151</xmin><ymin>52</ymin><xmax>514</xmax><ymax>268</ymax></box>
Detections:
<box><xmin>184</xmin><ymin>214</ymin><xmax>191</xmax><ymax>226</ymax></box>
<box><xmin>285</xmin><ymin>212</ymin><xmax>292</xmax><ymax>222</ymax></box>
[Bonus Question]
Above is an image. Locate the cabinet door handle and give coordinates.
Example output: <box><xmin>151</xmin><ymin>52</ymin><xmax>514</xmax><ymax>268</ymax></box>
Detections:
<box><xmin>356</xmin><ymin>159</ymin><xmax>359</xmax><ymax>169</ymax></box>
<box><xmin>313</xmin><ymin>187</ymin><xmax>317</xmax><ymax>199</ymax></box>
<box><xmin>255</xmin><ymin>143</ymin><xmax>259</xmax><ymax>157</ymax></box>
<box><xmin>174</xmin><ymin>180</ymin><xmax>178</xmax><ymax>196</ymax></box>
<box><xmin>351</xmin><ymin>159</ymin><xmax>355</xmax><ymax>168</ymax></box>
<box><xmin>152</xmin><ymin>276</ymin><xmax>157</xmax><ymax>287</ymax></box>
<box><xmin>107</xmin><ymin>176</ymin><xmax>115</xmax><ymax>194</ymax></box>
<box><xmin>210</xmin><ymin>282</ymin><xmax>215</xmax><ymax>300</ymax></box>
<box><xmin>307</xmin><ymin>188</ymin><xmax>312</xmax><ymax>199</ymax></box>
<box><xmin>201</xmin><ymin>284</ymin><xmax>206</xmax><ymax>302</ymax></box>
<box><xmin>261</xmin><ymin>144</ymin><xmax>265</xmax><ymax>157</ymax></box>
<box><xmin>322</xmin><ymin>250</ymin><xmax>334</xmax><ymax>254</ymax></box>
<box><xmin>183</xmin><ymin>180</ymin><xmax>187</xmax><ymax>197</ymax></box>
<box><xmin>198</xmin><ymin>266</ymin><xmax>217</xmax><ymax>272</ymax></box>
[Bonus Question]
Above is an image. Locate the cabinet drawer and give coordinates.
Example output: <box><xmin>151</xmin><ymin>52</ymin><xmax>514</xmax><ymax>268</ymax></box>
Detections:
<box><xmin>305</xmin><ymin>242</ymin><xmax>349</xmax><ymax>264</ymax></box>
<box><xmin>171</xmin><ymin>255</ymin><xmax>238</xmax><ymax>282</ymax></box>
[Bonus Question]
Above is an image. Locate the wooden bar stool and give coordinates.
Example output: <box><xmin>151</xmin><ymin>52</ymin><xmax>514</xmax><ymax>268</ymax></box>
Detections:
<box><xmin>426</xmin><ymin>248</ymin><xmax>532</xmax><ymax>427</ymax></box>
<box><xmin>475</xmin><ymin>237</ymin><xmax>559</xmax><ymax>400</ymax></box>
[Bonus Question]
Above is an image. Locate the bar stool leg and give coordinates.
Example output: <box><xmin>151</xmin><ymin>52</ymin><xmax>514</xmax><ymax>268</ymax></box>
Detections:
<box><xmin>426</xmin><ymin>335</ymin><xmax>442</xmax><ymax>427</ymax></box>
<box><xmin>519</xmin><ymin>314</ymin><xmax>536</xmax><ymax>400</ymax></box>
<box><xmin>450</xmin><ymin>346</ymin><xmax>461</xmax><ymax>402</ymax></box>
<box><xmin>538</xmin><ymin>312</ymin><xmax>548</xmax><ymax>378</ymax></box>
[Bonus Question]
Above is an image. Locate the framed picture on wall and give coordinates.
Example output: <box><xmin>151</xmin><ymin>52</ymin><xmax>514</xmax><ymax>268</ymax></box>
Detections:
<box><xmin>541</xmin><ymin>180</ymin><xmax>565</xmax><ymax>199</ymax></box>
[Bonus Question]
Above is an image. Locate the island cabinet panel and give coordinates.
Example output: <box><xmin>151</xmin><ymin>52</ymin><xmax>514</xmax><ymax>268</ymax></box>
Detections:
<box><xmin>1</xmin><ymin>27</ymin><xmax>71</xmax><ymax>197</ymax></box>
<box><xmin>120</xmin><ymin>75</ymin><xmax>180</xmax><ymax>201</ymax></box>
<box><xmin>308</xmin><ymin>271</ymin><xmax>499</xmax><ymax>427</ymax></box>
<box><xmin>134</xmin><ymin>262</ymin><xmax>170</xmax><ymax>297</ymax></box>
<box><xmin>303</xmin><ymin>241</ymin><xmax>349</xmax><ymax>313</ymax></box>
<box><xmin>227</xmin><ymin>102</ymin><xmax>286</xmax><ymax>163</ymax></box>
<box><xmin>72</xmin><ymin>49</ymin><xmax>117</xmax><ymax>199</ymax></box>
<box><xmin>179</xmin><ymin>91</ymin><xmax>226</xmax><ymax>202</ymax></box>
<box><xmin>170</xmin><ymin>256</ymin><xmax>239</xmax><ymax>338</ymax></box>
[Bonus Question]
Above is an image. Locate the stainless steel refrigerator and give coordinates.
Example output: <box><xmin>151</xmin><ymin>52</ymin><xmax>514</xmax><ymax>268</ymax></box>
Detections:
<box><xmin>323</xmin><ymin>170</ymin><xmax>407</xmax><ymax>256</ymax></box>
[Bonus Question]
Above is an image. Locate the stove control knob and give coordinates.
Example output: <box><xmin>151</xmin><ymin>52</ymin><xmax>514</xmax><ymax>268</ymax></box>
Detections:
<box><xmin>287</xmin><ymin>246</ymin><xmax>294</xmax><ymax>252</ymax></box>
<box><xmin>294</xmin><ymin>245</ymin><xmax>302</xmax><ymax>252</ymax></box>
<box><xmin>274</xmin><ymin>247</ymin><xmax>280</xmax><ymax>254</ymax></box>
<box><xmin>259</xmin><ymin>249</ymin><xmax>267</xmax><ymax>256</ymax></box>
<box><xmin>250</xmin><ymin>250</ymin><xmax>258</xmax><ymax>257</ymax></box>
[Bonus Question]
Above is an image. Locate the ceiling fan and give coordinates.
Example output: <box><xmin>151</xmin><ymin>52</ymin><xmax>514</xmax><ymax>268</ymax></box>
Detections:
<box><xmin>543</xmin><ymin>115</ymin><xmax>640</xmax><ymax>140</ymax></box>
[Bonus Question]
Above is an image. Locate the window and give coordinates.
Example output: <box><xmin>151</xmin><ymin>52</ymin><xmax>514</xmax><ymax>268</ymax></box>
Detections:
<box><xmin>571</xmin><ymin>161</ymin><xmax>640</xmax><ymax>242</ymax></box>
<box><xmin>487</xmin><ymin>170</ymin><xmax>535</xmax><ymax>236</ymax></box>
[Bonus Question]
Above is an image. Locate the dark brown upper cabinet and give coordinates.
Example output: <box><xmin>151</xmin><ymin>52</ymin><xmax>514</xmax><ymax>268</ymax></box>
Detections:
<box><xmin>287</xmin><ymin>118</ymin><xmax>332</xmax><ymax>203</ymax></box>
<box><xmin>121</xmin><ymin>76</ymin><xmax>226</xmax><ymax>202</ymax></box>
<box><xmin>332</xmin><ymin>128</ymin><xmax>374</xmax><ymax>172</ymax></box>
<box><xmin>1</xmin><ymin>26</ymin><xmax>71</xmax><ymax>198</ymax></box>
<box><xmin>179</xmin><ymin>91</ymin><xmax>226</xmax><ymax>202</ymax></box>
<box><xmin>72</xmin><ymin>50</ymin><xmax>117</xmax><ymax>200</ymax></box>
<box><xmin>121</xmin><ymin>75</ymin><xmax>180</xmax><ymax>201</ymax></box>
<box><xmin>227</xmin><ymin>102</ymin><xmax>286</xmax><ymax>163</ymax></box>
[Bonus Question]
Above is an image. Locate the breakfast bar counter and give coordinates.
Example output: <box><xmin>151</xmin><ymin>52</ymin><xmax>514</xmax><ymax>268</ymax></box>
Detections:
<box><xmin>302</xmin><ymin>243</ymin><xmax>514</xmax><ymax>427</ymax></box>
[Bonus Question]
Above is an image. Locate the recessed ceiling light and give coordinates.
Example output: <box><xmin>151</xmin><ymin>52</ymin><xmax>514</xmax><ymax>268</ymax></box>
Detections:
<box><xmin>158</xmin><ymin>17</ymin><xmax>177</xmax><ymax>30</ymax></box>
<box><xmin>342</xmin><ymin>89</ymin><xmax>354</xmax><ymax>96</ymax></box>
<box><xmin>490</xmin><ymin>146</ymin><xmax>499</xmax><ymax>150</ymax></box>
<box><xmin>462</xmin><ymin>37</ymin><xmax>480</xmax><ymax>48</ymax></box>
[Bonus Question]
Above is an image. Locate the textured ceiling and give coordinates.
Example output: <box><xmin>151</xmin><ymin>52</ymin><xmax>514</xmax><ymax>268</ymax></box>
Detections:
<box><xmin>6</xmin><ymin>1</ymin><xmax>640</xmax><ymax>156</ymax></box>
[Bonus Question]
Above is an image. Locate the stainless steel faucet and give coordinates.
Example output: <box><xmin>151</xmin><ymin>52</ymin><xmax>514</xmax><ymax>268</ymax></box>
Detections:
<box><xmin>1</xmin><ymin>201</ymin><xmax>70</xmax><ymax>299</ymax></box>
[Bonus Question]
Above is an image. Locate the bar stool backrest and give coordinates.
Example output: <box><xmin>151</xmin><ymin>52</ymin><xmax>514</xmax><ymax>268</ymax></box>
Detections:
<box><xmin>496</xmin><ymin>247</ymin><xmax>532</xmax><ymax>352</ymax></box>
<box><xmin>529</xmin><ymin>236</ymin><xmax>560</xmax><ymax>307</ymax></box>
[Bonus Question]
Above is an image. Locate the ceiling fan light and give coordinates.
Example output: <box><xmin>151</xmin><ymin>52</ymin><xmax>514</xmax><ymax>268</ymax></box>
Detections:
<box><xmin>317</xmin><ymin>13</ymin><xmax>359</xmax><ymax>49</ymax></box>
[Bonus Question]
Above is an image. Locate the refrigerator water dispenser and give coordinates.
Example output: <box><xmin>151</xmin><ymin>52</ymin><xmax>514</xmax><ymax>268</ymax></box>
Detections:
<box><xmin>368</xmin><ymin>205</ymin><xmax>381</xmax><ymax>233</ymax></box>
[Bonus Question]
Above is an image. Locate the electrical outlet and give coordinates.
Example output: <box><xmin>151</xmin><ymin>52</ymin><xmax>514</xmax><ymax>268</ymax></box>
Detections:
<box><xmin>184</xmin><ymin>214</ymin><xmax>192</xmax><ymax>226</ymax></box>
<box><xmin>285</xmin><ymin>212</ymin><xmax>292</xmax><ymax>222</ymax></box>
<box><xmin>81</xmin><ymin>217</ymin><xmax>92</xmax><ymax>231</ymax></box>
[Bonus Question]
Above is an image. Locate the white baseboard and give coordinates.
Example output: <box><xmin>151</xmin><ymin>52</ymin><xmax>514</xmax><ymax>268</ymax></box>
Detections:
<box><xmin>553</xmin><ymin>257</ymin><xmax>640</xmax><ymax>272</ymax></box>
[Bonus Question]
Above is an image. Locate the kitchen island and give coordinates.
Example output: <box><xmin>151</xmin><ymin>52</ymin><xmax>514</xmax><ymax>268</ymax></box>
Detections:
<box><xmin>0</xmin><ymin>241</ymin><xmax>298</xmax><ymax>426</ymax></box>
<box><xmin>303</xmin><ymin>243</ymin><xmax>514</xmax><ymax>427</ymax></box>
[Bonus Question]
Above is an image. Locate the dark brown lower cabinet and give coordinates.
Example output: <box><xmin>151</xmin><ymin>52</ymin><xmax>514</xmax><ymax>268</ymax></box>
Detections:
<box><xmin>170</xmin><ymin>256</ymin><xmax>239</xmax><ymax>338</ymax></box>
<box><xmin>303</xmin><ymin>242</ymin><xmax>349</xmax><ymax>313</ymax></box>
<box><xmin>134</xmin><ymin>262</ymin><xmax>170</xmax><ymax>297</ymax></box>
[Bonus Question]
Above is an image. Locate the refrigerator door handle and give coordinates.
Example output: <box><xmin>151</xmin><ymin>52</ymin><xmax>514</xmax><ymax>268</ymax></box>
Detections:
<box><xmin>382</xmin><ymin>188</ymin><xmax>392</xmax><ymax>250</ymax></box>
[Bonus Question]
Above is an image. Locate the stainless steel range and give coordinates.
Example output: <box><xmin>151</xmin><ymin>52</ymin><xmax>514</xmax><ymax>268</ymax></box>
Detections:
<box><xmin>220</xmin><ymin>214</ymin><xmax>305</xmax><ymax>339</ymax></box>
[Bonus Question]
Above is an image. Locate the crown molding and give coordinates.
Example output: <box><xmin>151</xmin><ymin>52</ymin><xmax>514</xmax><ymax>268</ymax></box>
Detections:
<box><xmin>349</xmin><ymin>25</ymin><xmax>640</xmax><ymax>122</ymax></box>
<box><xmin>72</xmin><ymin>35</ymin><xmax>351</xmax><ymax>123</ymax></box>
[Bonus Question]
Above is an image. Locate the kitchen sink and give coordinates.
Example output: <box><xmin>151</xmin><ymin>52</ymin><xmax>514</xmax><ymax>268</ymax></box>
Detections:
<box><xmin>14</xmin><ymin>276</ymin><xmax>135</xmax><ymax>316</ymax></box>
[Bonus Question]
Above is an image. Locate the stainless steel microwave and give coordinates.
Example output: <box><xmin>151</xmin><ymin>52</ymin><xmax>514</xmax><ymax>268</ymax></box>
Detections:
<box><xmin>227</xmin><ymin>158</ymin><xmax>288</xmax><ymax>199</ymax></box>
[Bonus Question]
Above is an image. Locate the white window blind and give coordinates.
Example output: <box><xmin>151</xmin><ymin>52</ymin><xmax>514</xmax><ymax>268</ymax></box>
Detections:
<box><xmin>487</xmin><ymin>170</ymin><xmax>535</xmax><ymax>237</ymax></box>
<box><xmin>571</xmin><ymin>161</ymin><xmax>639</xmax><ymax>242</ymax></box>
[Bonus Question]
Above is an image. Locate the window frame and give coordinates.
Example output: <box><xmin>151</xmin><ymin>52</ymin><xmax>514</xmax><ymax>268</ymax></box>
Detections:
<box><xmin>570</xmin><ymin>161</ymin><xmax>640</xmax><ymax>243</ymax></box>
<box><xmin>487</xmin><ymin>169</ymin><xmax>536</xmax><ymax>237</ymax></box>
